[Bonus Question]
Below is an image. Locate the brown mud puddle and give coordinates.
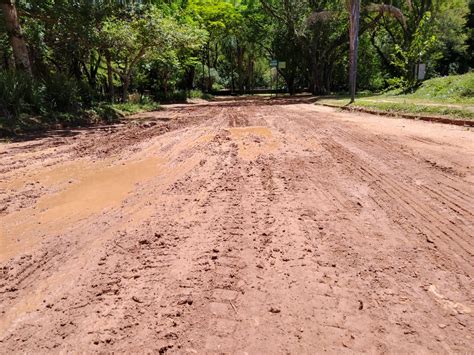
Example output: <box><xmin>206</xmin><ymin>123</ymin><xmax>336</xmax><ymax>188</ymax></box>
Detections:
<box><xmin>0</xmin><ymin>157</ymin><xmax>162</xmax><ymax>261</ymax></box>
<box><xmin>229</xmin><ymin>126</ymin><xmax>278</xmax><ymax>159</ymax></box>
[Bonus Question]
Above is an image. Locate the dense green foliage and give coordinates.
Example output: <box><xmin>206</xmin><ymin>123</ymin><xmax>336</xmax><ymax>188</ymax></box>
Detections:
<box><xmin>0</xmin><ymin>0</ymin><xmax>473</xmax><ymax>132</ymax></box>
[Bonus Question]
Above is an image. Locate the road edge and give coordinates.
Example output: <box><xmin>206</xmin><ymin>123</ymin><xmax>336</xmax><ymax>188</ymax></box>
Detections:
<box><xmin>317</xmin><ymin>103</ymin><xmax>474</xmax><ymax>127</ymax></box>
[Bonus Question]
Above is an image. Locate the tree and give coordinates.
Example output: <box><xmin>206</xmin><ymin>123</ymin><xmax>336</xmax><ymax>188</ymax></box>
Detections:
<box><xmin>0</xmin><ymin>0</ymin><xmax>31</xmax><ymax>74</ymax></box>
<box><xmin>101</xmin><ymin>6</ymin><xmax>206</xmax><ymax>101</ymax></box>
<box><xmin>1</xmin><ymin>0</ymin><xmax>472</xmax><ymax>126</ymax></box>
<box><xmin>186</xmin><ymin>0</ymin><xmax>241</xmax><ymax>91</ymax></box>
<box><xmin>367</xmin><ymin>0</ymin><xmax>469</xmax><ymax>88</ymax></box>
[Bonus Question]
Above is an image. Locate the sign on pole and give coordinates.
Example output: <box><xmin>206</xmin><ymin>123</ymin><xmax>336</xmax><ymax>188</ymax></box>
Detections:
<box><xmin>270</xmin><ymin>59</ymin><xmax>278</xmax><ymax>67</ymax></box>
<box><xmin>417</xmin><ymin>63</ymin><xmax>426</xmax><ymax>80</ymax></box>
<box><xmin>277</xmin><ymin>61</ymin><xmax>286</xmax><ymax>69</ymax></box>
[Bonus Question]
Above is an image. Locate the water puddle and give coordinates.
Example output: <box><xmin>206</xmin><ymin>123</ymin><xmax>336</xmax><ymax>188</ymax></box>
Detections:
<box><xmin>37</xmin><ymin>157</ymin><xmax>161</xmax><ymax>223</ymax></box>
<box><xmin>228</xmin><ymin>126</ymin><xmax>278</xmax><ymax>160</ymax></box>
<box><xmin>0</xmin><ymin>157</ymin><xmax>162</xmax><ymax>261</ymax></box>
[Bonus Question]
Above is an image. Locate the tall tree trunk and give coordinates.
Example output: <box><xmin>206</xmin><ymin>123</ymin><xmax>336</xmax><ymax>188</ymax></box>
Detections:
<box><xmin>287</xmin><ymin>74</ymin><xmax>295</xmax><ymax>95</ymax></box>
<box><xmin>0</xmin><ymin>0</ymin><xmax>32</xmax><ymax>75</ymax></box>
<box><xmin>207</xmin><ymin>43</ymin><xmax>211</xmax><ymax>92</ymax></box>
<box><xmin>87</xmin><ymin>52</ymin><xmax>101</xmax><ymax>89</ymax></box>
<box><xmin>163</xmin><ymin>72</ymin><xmax>169</xmax><ymax>99</ymax></box>
<box><xmin>311</xmin><ymin>62</ymin><xmax>324</xmax><ymax>95</ymax></box>
<box><xmin>201</xmin><ymin>57</ymin><xmax>205</xmax><ymax>91</ymax></box>
<box><xmin>348</xmin><ymin>0</ymin><xmax>361</xmax><ymax>103</ymax></box>
<box><xmin>230</xmin><ymin>49</ymin><xmax>235</xmax><ymax>94</ymax></box>
<box><xmin>282</xmin><ymin>61</ymin><xmax>296</xmax><ymax>95</ymax></box>
<box><xmin>248</xmin><ymin>59</ymin><xmax>254</xmax><ymax>93</ymax></box>
<box><xmin>236</xmin><ymin>45</ymin><xmax>244</xmax><ymax>94</ymax></box>
<box><xmin>182</xmin><ymin>65</ymin><xmax>195</xmax><ymax>91</ymax></box>
<box><xmin>105</xmin><ymin>51</ymin><xmax>114</xmax><ymax>103</ymax></box>
<box><xmin>2</xmin><ymin>50</ymin><xmax>12</xmax><ymax>69</ymax></box>
<box><xmin>122</xmin><ymin>75</ymin><xmax>130</xmax><ymax>102</ymax></box>
<box><xmin>71</xmin><ymin>58</ymin><xmax>82</xmax><ymax>82</ymax></box>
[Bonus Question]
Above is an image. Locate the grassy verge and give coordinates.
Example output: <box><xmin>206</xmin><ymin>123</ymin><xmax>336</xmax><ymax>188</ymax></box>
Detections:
<box><xmin>316</xmin><ymin>97</ymin><xmax>474</xmax><ymax>120</ymax></box>
<box><xmin>317</xmin><ymin>73</ymin><xmax>474</xmax><ymax>120</ymax></box>
<box><xmin>400</xmin><ymin>72</ymin><xmax>474</xmax><ymax>103</ymax></box>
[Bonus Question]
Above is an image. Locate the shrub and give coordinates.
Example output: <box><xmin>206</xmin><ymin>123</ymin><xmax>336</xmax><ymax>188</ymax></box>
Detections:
<box><xmin>77</xmin><ymin>80</ymin><xmax>98</xmax><ymax>107</ymax></box>
<box><xmin>188</xmin><ymin>89</ymin><xmax>213</xmax><ymax>100</ymax></box>
<box><xmin>139</xmin><ymin>94</ymin><xmax>154</xmax><ymax>105</ymax></box>
<box><xmin>154</xmin><ymin>90</ymin><xmax>187</xmax><ymax>103</ymax></box>
<box><xmin>0</xmin><ymin>70</ymin><xmax>44</xmax><ymax>131</ymax></box>
<box><xmin>43</xmin><ymin>73</ymin><xmax>81</xmax><ymax>113</ymax></box>
<box><xmin>111</xmin><ymin>102</ymin><xmax>159</xmax><ymax>115</ymax></box>
<box><xmin>128</xmin><ymin>93</ymin><xmax>141</xmax><ymax>104</ymax></box>
<box><xmin>188</xmin><ymin>89</ymin><xmax>203</xmax><ymax>98</ymax></box>
<box><xmin>95</xmin><ymin>103</ymin><xmax>124</xmax><ymax>123</ymax></box>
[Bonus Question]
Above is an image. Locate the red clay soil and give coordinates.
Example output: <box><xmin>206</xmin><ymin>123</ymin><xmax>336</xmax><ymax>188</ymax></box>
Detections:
<box><xmin>0</xmin><ymin>97</ymin><xmax>472</xmax><ymax>353</ymax></box>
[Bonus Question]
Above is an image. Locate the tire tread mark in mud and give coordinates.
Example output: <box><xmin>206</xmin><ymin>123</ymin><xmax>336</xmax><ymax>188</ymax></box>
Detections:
<box><xmin>320</xmin><ymin>138</ymin><xmax>473</xmax><ymax>270</ymax></box>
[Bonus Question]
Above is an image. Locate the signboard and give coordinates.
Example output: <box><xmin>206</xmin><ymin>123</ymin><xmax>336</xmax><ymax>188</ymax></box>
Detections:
<box><xmin>270</xmin><ymin>59</ymin><xmax>278</xmax><ymax>67</ymax></box>
<box><xmin>417</xmin><ymin>63</ymin><xmax>426</xmax><ymax>80</ymax></box>
<box><xmin>278</xmin><ymin>61</ymin><xmax>286</xmax><ymax>69</ymax></box>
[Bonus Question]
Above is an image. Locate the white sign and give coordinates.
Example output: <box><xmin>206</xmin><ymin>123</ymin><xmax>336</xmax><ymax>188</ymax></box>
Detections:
<box><xmin>417</xmin><ymin>63</ymin><xmax>426</xmax><ymax>80</ymax></box>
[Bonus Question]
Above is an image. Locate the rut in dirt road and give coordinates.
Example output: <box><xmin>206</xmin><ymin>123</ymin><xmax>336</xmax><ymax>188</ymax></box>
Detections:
<box><xmin>0</xmin><ymin>97</ymin><xmax>472</xmax><ymax>353</ymax></box>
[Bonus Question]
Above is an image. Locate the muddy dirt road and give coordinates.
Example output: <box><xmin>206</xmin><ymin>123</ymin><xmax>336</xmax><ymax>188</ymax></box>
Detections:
<box><xmin>0</xmin><ymin>97</ymin><xmax>472</xmax><ymax>353</ymax></box>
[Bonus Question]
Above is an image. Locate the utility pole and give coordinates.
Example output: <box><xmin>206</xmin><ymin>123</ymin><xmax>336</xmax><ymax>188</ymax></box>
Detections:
<box><xmin>348</xmin><ymin>0</ymin><xmax>360</xmax><ymax>103</ymax></box>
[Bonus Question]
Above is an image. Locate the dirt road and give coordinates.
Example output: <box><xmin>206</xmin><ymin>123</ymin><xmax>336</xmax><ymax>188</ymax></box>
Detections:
<box><xmin>0</xmin><ymin>97</ymin><xmax>472</xmax><ymax>353</ymax></box>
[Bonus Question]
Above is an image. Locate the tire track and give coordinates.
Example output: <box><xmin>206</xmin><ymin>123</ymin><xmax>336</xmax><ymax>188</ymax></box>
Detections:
<box><xmin>320</xmin><ymin>138</ymin><xmax>473</xmax><ymax>271</ymax></box>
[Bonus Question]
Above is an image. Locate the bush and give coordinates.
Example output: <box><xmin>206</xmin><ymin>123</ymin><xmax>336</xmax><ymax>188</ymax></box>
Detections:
<box><xmin>0</xmin><ymin>70</ymin><xmax>43</xmax><ymax>131</ymax></box>
<box><xmin>0</xmin><ymin>71</ymin><xmax>42</xmax><ymax>116</ymax></box>
<box><xmin>43</xmin><ymin>73</ymin><xmax>81</xmax><ymax>113</ymax></box>
<box><xmin>95</xmin><ymin>104</ymin><xmax>124</xmax><ymax>123</ymax></box>
<box><xmin>188</xmin><ymin>89</ymin><xmax>203</xmax><ymax>98</ymax></box>
<box><xmin>128</xmin><ymin>93</ymin><xmax>141</xmax><ymax>104</ymax></box>
<box><xmin>0</xmin><ymin>70</ymin><xmax>161</xmax><ymax>134</ymax></box>
<box><xmin>154</xmin><ymin>90</ymin><xmax>187</xmax><ymax>103</ymax></box>
<box><xmin>77</xmin><ymin>80</ymin><xmax>98</xmax><ymax>107</ymax></box>
<box><xmin>111</xmin><ymin>102</ymin><xmax>159</xmax><ymax>115</ymax></box>
<box><xmin>139</xmin><ymin>94</ymin><xmax>154</xmax><ymax>105</ymax></box>
<box><xmin>188</xmin><ymin>89</ymin><xmax>213</xmax><ymax>100</ymax></box>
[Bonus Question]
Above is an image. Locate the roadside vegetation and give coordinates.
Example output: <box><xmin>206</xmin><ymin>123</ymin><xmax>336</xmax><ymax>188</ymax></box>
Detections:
<box><xmin>1</xmin><ymin>0</ymin><xmax>473</xmax><ymax>134</ymax></box>
<box><xmin>316</xmin><ymin>73</ymin><xmax>474</xmax><ymax>120</ymax></box>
